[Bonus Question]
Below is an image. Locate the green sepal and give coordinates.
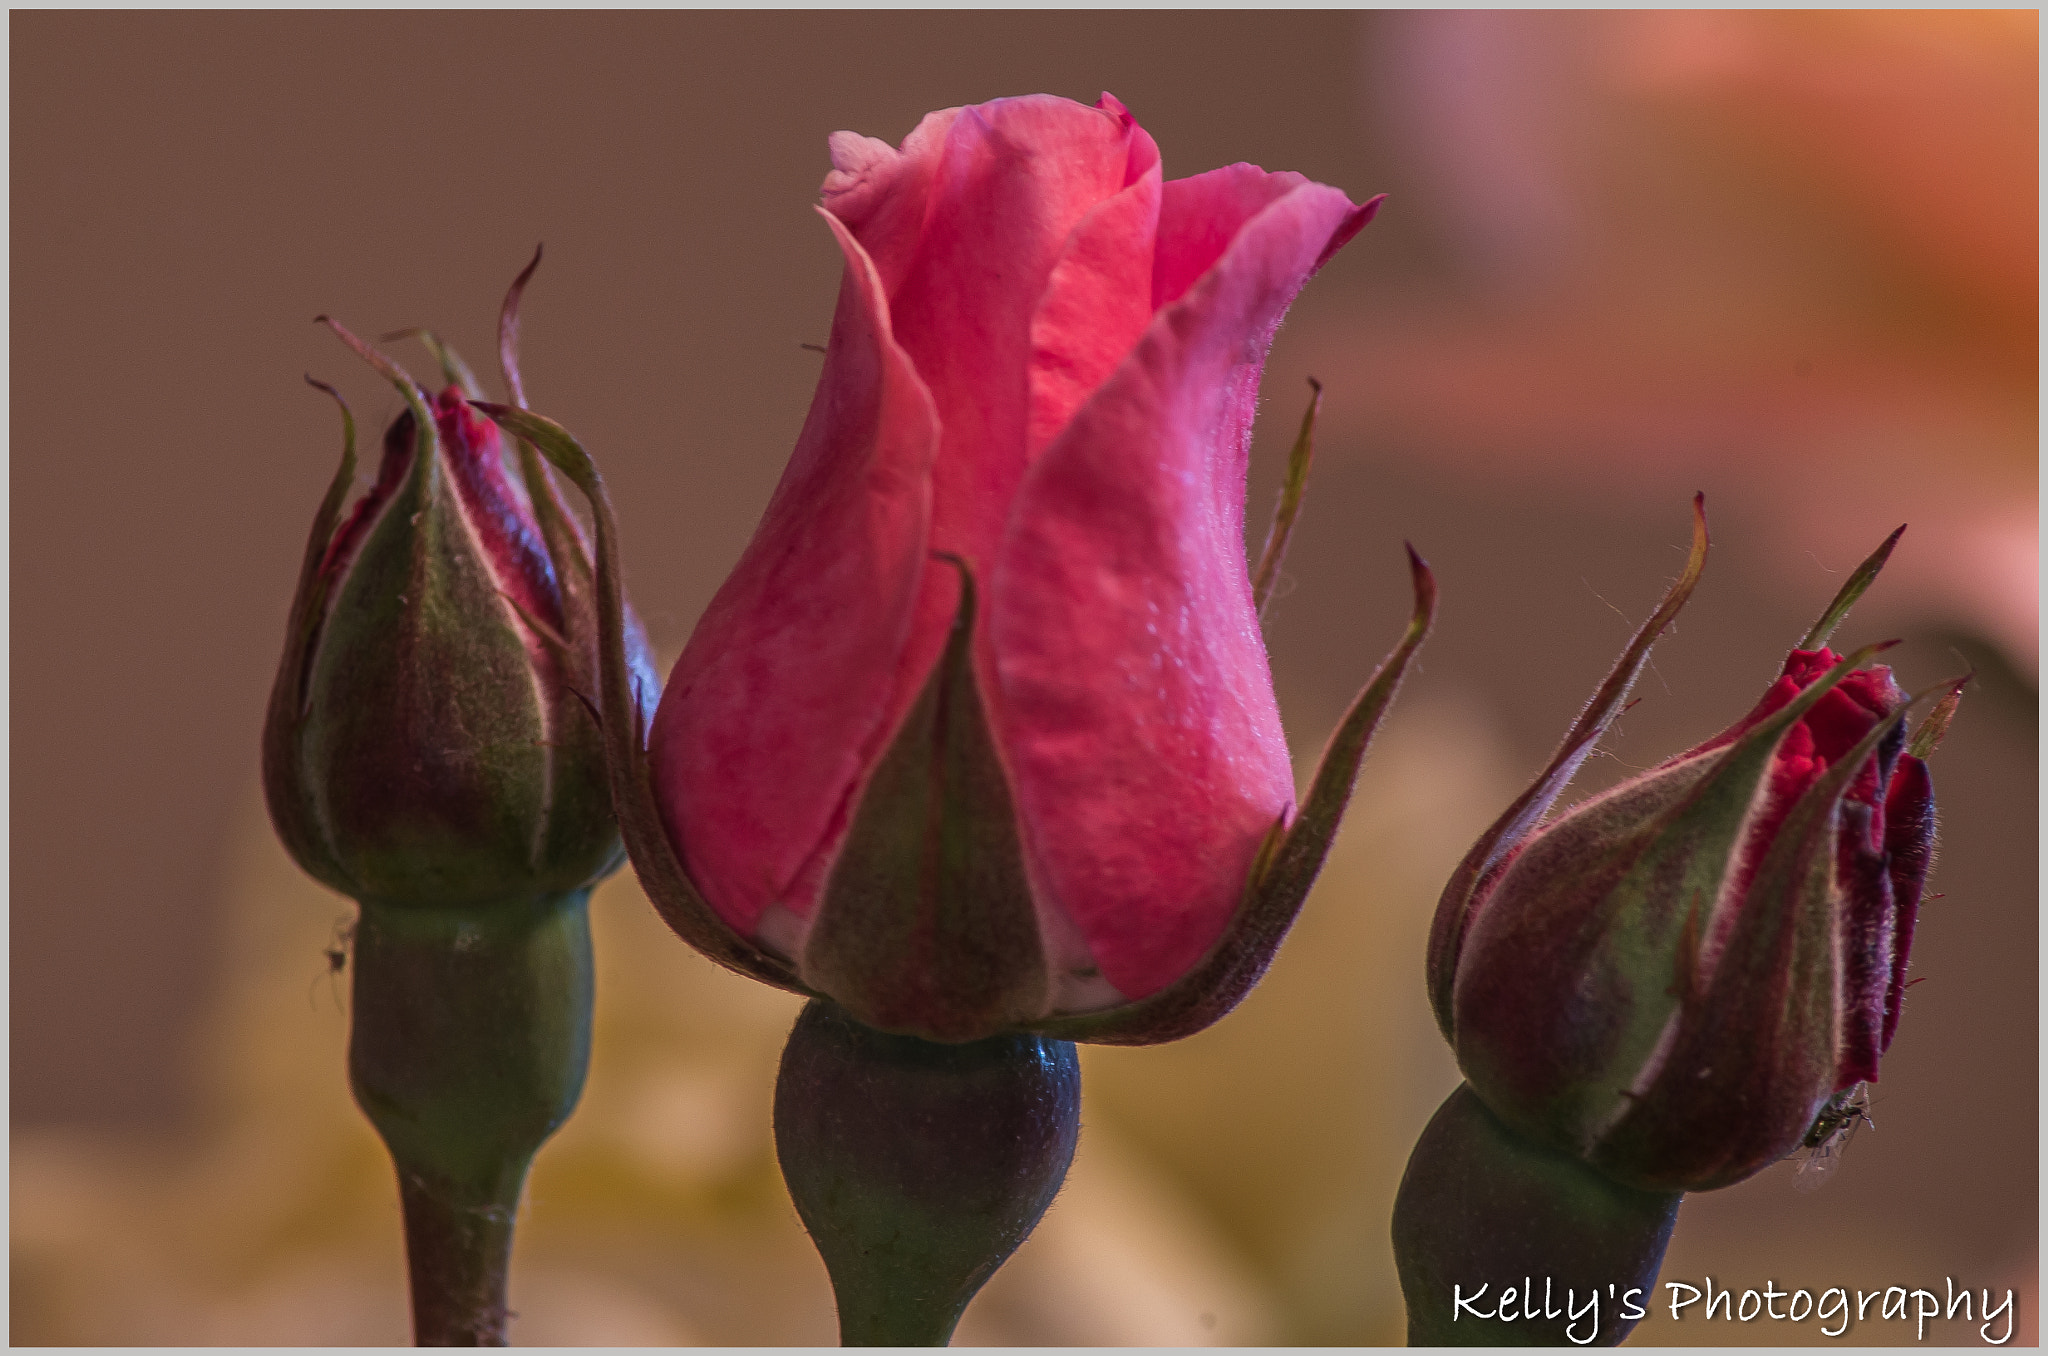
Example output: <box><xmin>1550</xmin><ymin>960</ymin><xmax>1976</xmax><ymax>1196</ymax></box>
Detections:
<box><xmin>1035</xmin><ymin>543</ymin><xmax>1435</xmax><ymax>1046</ymax></box>
<box><xmin>1798</xmin><ymin>524</ymin><xmax>1904</xmax><ymax>651</ymax></box>
<box><xmin>496</xmin><ymin>243</ymin><xmax>543</xmax><ymax>411</ymax></box>
<box><xmin>1588</xmin><ymin>679</ymin><xmax>1918</xmax><ymax>1191</ymax></box>
<box><xmin>512</xmin><ymin>433</ymin><xmax>596</xmax><ymax>654</ymax></box>
<box><xmin>492</xmin><ymin>245</ymin><xmax>597</xmax><ymax>663</ymax></box>
<box><xmin>383</xmin><ymin>326</ymin><xmax>487</xmax><ymax>400</ymax></box>
<box><xmin>317</xmin><ymin>315</ymin><xmax>443</xmax><ymax>506</ymax></box>
<box><xmin>300</xmin><ymin>321</ymin><xmax>623</xmax><ymax>906</ymax></box>
<box><xmin>471</xmin><ymin>401</ymin><xmax>805</xmax><ymax>993</ymax></box>
<box><xmin>800</xmin><ymin>558</ymin><xmax>1049</xmax><ymax>1044</ymax></box>
<box><xmin>301</xmin><ymin>370</ymin><xmax>560</xmax><ymax>904</ymax></box>
<box><xmin>1429</xmin><ymin>494</ymin><xmax>1710</xmax><ymax>1041</ymax></box>
<box><xmin>260</xmin><ymin>376</ymin><xmax>361</xmax><ymax>893</ymax></box>
<box><xmin>1249</xmin><ymin>377</ymin><xmax>1321</xmax><ymax>618</ymax></box>
<box><xmin>1907</xmin><ymin>672</ymin><xmax>1968</xmax><ymax>759</ymax></box>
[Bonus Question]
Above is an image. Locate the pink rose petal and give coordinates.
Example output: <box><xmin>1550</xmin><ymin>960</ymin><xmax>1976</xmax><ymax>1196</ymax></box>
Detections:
<box><xmin>821</xmin><ymin>109</ymin><xmax>960</xmax><ymax>298</ymax></box>
<box><xmin>991</xmin><ymin>180</ymin><xmax>1372</xmax><ymax>998</ymax></box>
<box><xmin>648</xmin><ymin>213</ymin><xmax>938</xmax><ymax>936</ymax></box>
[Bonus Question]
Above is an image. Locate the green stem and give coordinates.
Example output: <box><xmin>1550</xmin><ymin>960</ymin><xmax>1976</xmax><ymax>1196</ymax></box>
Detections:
<box><xmin>347</xmin><ymin>892</ymin><xmax>595</xmax><ymax>1346</ymax></box>
<box><xmin>395</xmin><ymin>1172</ymin><xmax>519</xmax><ymax>1345</ymax></box>
<box><xmin>835</xmin><ymin>1287</ymin><xmax>966</xmax><ymax>1348</ymax></box>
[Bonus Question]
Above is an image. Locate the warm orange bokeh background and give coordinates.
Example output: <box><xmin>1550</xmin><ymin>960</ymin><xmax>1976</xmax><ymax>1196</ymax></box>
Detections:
<box><xmin>12</xmin><ymin>12</ymin><xmax>2035</xmax><ymax>1345</ymax></box>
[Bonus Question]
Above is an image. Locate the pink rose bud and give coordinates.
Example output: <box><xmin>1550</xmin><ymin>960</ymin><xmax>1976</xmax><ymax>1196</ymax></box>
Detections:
<box><xmin>265</xmin><ymin>263</ymin><xmax>657</xmax><ymax>911</ymax></box>
<box><xmin>635</xmin><ymin>93</ymin><xmax>1407</xmax><ymax>1043</ymax></box>
<box><xmin>1430</xmin><ymin>505</ymin><xmax>1964</xmax><ymax>1192</ymax></box>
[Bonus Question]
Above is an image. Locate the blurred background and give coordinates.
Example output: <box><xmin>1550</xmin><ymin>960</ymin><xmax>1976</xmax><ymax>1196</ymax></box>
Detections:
<box><xmin>11</xmin><ymin>11</ymin><xmax>2035</xmax><ymax>1345</ymax></box>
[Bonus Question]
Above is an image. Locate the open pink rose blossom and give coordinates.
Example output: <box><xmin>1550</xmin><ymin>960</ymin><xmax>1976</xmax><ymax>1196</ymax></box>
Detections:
<box><xmin>646</xmin><ymin>93</ymin><xmax>1382</xmax><ymax>1039</ymax></box>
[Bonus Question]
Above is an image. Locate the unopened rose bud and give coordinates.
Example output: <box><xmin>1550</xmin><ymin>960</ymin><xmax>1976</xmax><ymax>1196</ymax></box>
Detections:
<box><xmin>265</xmin><ymin>252</ymin><xmax>657</xmax><ymax>1345</ymax></box>
<box><xmin>638</xmin><ymin>92</ymin><xmax>1417</xmax><ymax>1045</ymax></box>
<box><xmin>265</xmin><ymin>321</ymin><xmax>655</xmax><ymax>910</ymax></box>
<box><xmin>1430</xmin><ymin>505</ymin><xmax>1962</xmax><ymax>1193</ymax></box>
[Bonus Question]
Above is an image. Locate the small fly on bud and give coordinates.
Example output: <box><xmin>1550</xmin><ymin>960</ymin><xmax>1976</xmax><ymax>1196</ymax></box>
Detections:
<box><xmin>310</xmin><ymin>915</ymin><xmax>356</xmax><ymax>1012</ymax></box>
<box><xmin>1790</xmin><ymin>1083</ymin><xmax>1874</xmax><ymax>1192</ymax></box>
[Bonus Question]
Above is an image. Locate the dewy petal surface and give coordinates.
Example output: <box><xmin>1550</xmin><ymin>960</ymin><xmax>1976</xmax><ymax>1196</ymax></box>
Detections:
<box><xmin>648</xmin><ymin>215</ymin><xmax>938</xmax><ymax>937</ymax></box>
<box><xmin>991</xmin><ymin>180</ymin><xmax>1372</xmax><ymax>999</ymax></box>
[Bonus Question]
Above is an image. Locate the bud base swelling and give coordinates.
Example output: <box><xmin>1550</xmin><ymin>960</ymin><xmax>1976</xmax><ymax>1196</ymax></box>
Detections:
<box><xmin>773</xmin><ymin>999</ymin><xmax>1081</xmax><ymax>1346</ymax></box>
<box><xmin>1393</xmin><ymin>1083</ymin><xmax>1680</xmax><ymax>1347</ymax></box>
<box><xmin>349</xmin><ymin>893</ymin><xmax>595</xmax><ymax>1345</ymax></box>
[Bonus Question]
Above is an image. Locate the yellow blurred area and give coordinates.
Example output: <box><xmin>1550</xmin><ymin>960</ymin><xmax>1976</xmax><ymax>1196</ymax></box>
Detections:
<box><xmin>16</xmin><ymin>685</ymin><xmax>2030</xmax><ymax>1344</ymax></box>
<box><xmin>10</xmin><ymin>698</ymin><xmax>1504</xmax><ymax>1344</ymax></box>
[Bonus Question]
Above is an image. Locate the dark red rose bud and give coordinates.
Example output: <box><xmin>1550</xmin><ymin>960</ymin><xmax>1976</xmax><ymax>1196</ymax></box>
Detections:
<box><xmin>264</xmin><ymin>318</ymin><xmax>656</xmax><ymax>911</ymax></box>
<box><xmin>263</xmin><ymin>255</ymin><xmax>659</xmax><ymax>1345</ymax></box>
<box><xmin>1431</xmin><ymin>507</ymin><xmax>1962</xmax><ymax>1192</ymax></box>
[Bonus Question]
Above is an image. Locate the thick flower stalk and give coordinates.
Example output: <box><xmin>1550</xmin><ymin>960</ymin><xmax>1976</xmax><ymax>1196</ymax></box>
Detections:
<box><xmin>264</xmin><ymin>252</ymin><xmax>656</xmax><ymax>1345</ymax></box>
<box><xmin>1395</xmin><ymin>501</ymin><xmax>1964</xmax><ymax>1344</ymax></box>
<box><xmin>481</xmin><ymin>92</ymin><xmax>1431</xmax><ymax>1346</ymax></box>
